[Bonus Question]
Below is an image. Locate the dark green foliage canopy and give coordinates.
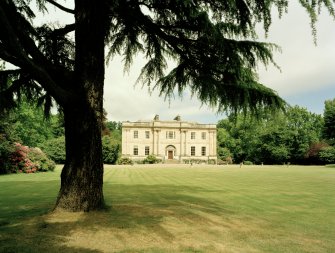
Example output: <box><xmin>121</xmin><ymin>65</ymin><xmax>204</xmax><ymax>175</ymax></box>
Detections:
<box><xmin>1</xmin><ymin>0</ymin><xmax>334</xmax><ymax>114</ymax></box>
<box><xmin>0</xmin><ymin>98</ymin><xmax>61</xmax><ymax>147</ymax></box>
<box><xmin>323</xmin><ymin>98</ymin><xmax>335</xmax><ymax>144</ymax></box>
<box><xmin>217</xmin><ymin>106</ymin><xmax>324</xmax><ymax>164</ymax></box>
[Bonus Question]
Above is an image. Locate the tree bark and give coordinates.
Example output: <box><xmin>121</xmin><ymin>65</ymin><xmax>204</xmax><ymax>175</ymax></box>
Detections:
<box><xmin>54</xmin><ymin>0</ymin><xmax>106</xmax><ymax>211</ymax></box>
<box><xmin>55</xmin><ymin>104</ymin><xmax>105</xmax><ymax>211</ymax></box>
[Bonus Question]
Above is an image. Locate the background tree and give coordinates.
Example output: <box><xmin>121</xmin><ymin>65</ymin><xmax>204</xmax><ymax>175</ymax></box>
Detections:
<box><xmin>0</xmin><ymin>1</ymin><xmax>334</xmax><ymax>211</ymax></box>
<box><xmin>255</xmin><ymin>113</ymin><xmax>291</xmax><ymax>164</ymax></box>
<box><xmin>6</xmin><ymin>99</ymin><xmax>57</xmax><ymax>147</ymax></box>
<box><xmin>41</xmin><ymin>136</ymin><xmax>66</xmax><ymax>164</ymax></box>
<box><xmin>319</xmin><ymin>146</ymin><xmax>335</xmax><ymax>164</ymax></box>
<box><xmin>102</xmin><ymin>135</ymin><xmax>120</xmax><ymax>164</ymax></box>
<box><xmin>323</xmin><ymin>98</ymin><xmax>335</xmax><ymax>145</ymax></box>
<box><xmin>217</xmin><ymin>127</ymin><xmax>235</xmax><ymax>163</ymax></box>
<box><xmin>305</xmin><ymin>142</ymin><xmax>330</xmax><ymax>164</ymax></box>
<box><xmin>0</xmin><ymin>113</ymin><xmax>16</xmax><ymax>174</ymax></box>
<box><xmin>102</xmin><ymin>120</ymin><xmax>121</xmax><ymax>165</ymax></box>
<box><xmin>217</xmin><ymin>106</ymin><xmax>324</xmax><ymax>164</ymax></box>
<box><xmin>285</xmin><ymin>106</ymin><xmax>323</xmax><ymax>163</ymax></box>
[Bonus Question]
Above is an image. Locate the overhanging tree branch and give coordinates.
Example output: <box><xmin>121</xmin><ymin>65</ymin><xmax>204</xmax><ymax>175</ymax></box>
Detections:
<box><xmin>52</xmin><ymin>23</ymin><xmax>76</xmax><ymax>37</ymax></box>
<box><xmin>45</xmin><ymin>0</ymin><xmax>75</xmax><ymax>14</ymax></box>
<box><xmin>0</xmin><ymin>2</ymin><xmax>73</xmax><ymax>106</ymax></box>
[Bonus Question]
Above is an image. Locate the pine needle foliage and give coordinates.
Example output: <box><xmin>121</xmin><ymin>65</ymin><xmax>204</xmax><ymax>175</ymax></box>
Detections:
<box><xmin>1</xmin><ymin>0</ymin><xmax>335</xmax><ymax>115</ymax></box>
<box><xmin>106</xmin><ymin>0</ymin><xmax>334</xmax><ymax>114</ymax></box>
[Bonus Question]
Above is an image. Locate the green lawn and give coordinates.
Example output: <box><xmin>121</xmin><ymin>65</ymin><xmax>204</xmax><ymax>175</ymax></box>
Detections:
<box><xmin>0</xmin><ymin>165</ymin><xmax>334</xmax><ymax>253</ymax></box>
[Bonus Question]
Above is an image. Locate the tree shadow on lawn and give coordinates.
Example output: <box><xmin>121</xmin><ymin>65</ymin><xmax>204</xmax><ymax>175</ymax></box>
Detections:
<box><xmin>0</xmin><ymin>184</ymin><xmax>232</xmax><ymax>253</ymax></box>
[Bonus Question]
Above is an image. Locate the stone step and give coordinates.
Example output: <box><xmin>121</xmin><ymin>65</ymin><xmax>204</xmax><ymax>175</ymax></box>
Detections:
<box><xmin>164</xmin><ymin>159</ymin><xmax>180</xmax><ymax>164</ymax></box>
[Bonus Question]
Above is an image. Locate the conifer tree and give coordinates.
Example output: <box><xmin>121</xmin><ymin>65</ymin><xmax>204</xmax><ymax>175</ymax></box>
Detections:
<box><xmin>0</xmin><ymin>0</ymin><xmax>334</xmax><ymax>211</ymax></box>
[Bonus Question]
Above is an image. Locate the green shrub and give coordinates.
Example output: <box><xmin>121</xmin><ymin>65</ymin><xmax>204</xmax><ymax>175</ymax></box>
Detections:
<box><xmin>218</xmin><ymin>147</ymin><xmax>233</xmax><ymax>162</ymax></box>
<box><xmin>182</xmin><ymin>159</ymin><xmax>207</xmax><ymax>164</ymax></box>
<box><xmin>243</xmin><ymin>161</ymin><xmax>253</xmax><ymax>165</ymax></box>
<box><xmin>40</xmin><ymin>136</ymin><xmax>66</xmax><ymax>164</ymax></box>
<box><xmin>143</xmin><ymin>155</ymin><xmax>161</xmax><ymax>164</ymax></box>
<box><xmin>0</xmin><ymin>134</ymin><xmax>15</xmax><ymax>174</ymax></box>
<box><xmin>217</xmin><ymin>157</ymin><xmax>233</xmax><ymax>165</ymax></box>
<box><xmin>117</xmin><ymin>157</ymin><xmax>134</xmax><ymax>165</ymax></box>
<box><xmin>102</xmin><ymin>135</ymin><xmax>120</xmax><ymax>164</ymax></box>
<box><xmin>208</xmin><ymin>159</ymin><xmax>217</xmax><ymax>165</ymax></box>
<box><xmin>183</xmin><ymin>159</ymin><xmax>208</xmax><ymax>164</ymax></box>
<box><xmin>319</xmin><ymin>146</ymin><xmax>335</xmax><ymax>164</ymax></box>
<box><xmin>135</xmin><ymin>160</ymin><xmax>144</xmax><ymax>164</ymax></box>
<box><xmin>217</xmin><ymin>159</ymin><xmax>225</xmax><ymax>165</ymax></box>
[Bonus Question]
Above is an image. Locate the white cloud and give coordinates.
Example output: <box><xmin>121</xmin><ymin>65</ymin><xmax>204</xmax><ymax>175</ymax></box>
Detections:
<box><xmin>257</xmin><ymin>2</ymin><xmax>335</xmax><ymax>97</ymax></box>
<box><xmin>103</xmin><ymin>57</ymin><xmax>219</xmax><ymax>122</ymax></box>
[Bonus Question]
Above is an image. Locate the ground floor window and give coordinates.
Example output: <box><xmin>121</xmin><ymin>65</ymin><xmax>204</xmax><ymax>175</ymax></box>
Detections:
<box><xmin>191</xmin><ymin>146</ymin><xmax>195</xmax><ymax>156</ymax></box>
<box><xmin>145</xmin><ymin>146</ymin><xmax>150</xmax><ymax>155</ymax></box>
<box><xmin>201</xmin><ymin>146</ymin><xmax>206</xmax><ymax>156</ymax></box>
<box><xmin>133</xmin><ymin>146</ymin><xmax>138</xmax><ymax>155</ymax></box>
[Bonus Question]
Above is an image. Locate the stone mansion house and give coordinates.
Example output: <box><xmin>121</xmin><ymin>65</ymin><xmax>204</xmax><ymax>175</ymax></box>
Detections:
<box><xmin>121</xmin><ymin>115</ymin><xmax>217</xmax><ymax>163</ymax></box>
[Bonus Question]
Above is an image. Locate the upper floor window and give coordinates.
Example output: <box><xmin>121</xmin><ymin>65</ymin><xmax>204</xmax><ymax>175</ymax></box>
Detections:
<box><xmin>134</xmin><ymin>130</ymin><xmax>138</xmax><ymax>139</ymax></box>
<box><xmin>166</xmin><ymin>131</ymin><xmax>175</xmax><ymax>139</ymax></box>
<box><xmin>145</xmin><ymin>131</ymin><xmax>150</xmax><ymax>139</ymax></box>
<box><xmin>191</xmin><ymin>146</ymin><xmax>195</xmax><ymax>156</ymax></box>
<box><xmin>201</xmin><ymin>132</ymin><xmax>206</xmax><ymax>140</ymax></box>
<box><xmin>191</xmin><ymin>132</ymin><xmax>196</xmax><ymax>139</ymax></box>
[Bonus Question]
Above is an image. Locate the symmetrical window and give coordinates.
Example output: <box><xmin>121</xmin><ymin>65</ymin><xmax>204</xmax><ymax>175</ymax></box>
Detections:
<box><xmin>145</xmin><ymin>146</ymin><xmax>150</xmax><ymax>155</ymax></box>
<box><xmin>191</xmin><ymin>146</ymin><xmax>195</xmax><ymax>156</ymax></box>
<box><xmin>201</xmin><ymin>146</ymin><xmax>206</xmax><ymax>156</ymax></box>
<box><xmin>145</xmin><ymin>131</ymin><xmax>150</xmax><ymax>139</ymax></box>
<box><xmin>166</xmin><ymin>131</ymin><xmax>175</xmax><ymax>139</ymax></box>
<box><xmin>191</xmin><ymin>132</ymin><xmax>196</xmax><ymax>139</ymax></box>
<box><xmin>133</xmin><ymin>146</ymin><xmax>138</xmax><ymax>155</ymax></box>
<box><xmin>201</xmin><ymin>132</ymin><xmax>206</xmax><ymax>140</ymax></box>
<box><xmin>133</xmin><ymin>130</ymin><xmax>138</xmax><ymax>139</ymax></box>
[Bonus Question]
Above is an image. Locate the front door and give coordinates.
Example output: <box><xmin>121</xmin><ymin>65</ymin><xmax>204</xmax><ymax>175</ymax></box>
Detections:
<box><xmin>168</xmin><ymin>150</ymin><xmax>173</xmax><ymax>159</ymax></box>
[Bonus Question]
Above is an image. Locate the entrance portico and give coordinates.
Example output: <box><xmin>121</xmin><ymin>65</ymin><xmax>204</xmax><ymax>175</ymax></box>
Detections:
<box><xmin>166</xmin><ymin>145</ymin><xmax>176</xmax><ymax>160</ymax></box>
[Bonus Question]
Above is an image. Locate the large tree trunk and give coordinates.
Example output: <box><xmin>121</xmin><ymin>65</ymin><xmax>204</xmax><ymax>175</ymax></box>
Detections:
<box><xmin>54</xmin><ymin>0</ymin><xmax>106</xmax><ymax>211</ymax></box>
<box><xmin>55</xmin><ymin>104</ymin><xmax>105</xmax><ymax>211</ymax></box>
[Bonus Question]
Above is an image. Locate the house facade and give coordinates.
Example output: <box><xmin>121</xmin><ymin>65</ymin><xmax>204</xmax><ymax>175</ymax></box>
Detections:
<box><xmin>122</xmin><ymin>115</ymin><xmax>217</xmax><ymax>163</ymax></box>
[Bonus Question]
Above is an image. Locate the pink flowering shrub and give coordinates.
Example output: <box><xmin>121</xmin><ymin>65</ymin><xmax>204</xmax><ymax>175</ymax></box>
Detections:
<box><xmin>9</xmin><ymin>143</ymin><xmax>31</xmax><ymax>173</ymax></box>
<box><xmin>28</xmin><ymin>147</ymin><xmax>55</xmax><ymax>172</ymax></box>
<box><xmin>9</xmin><ymin>143</ymin><xmax>55</xmax><ymax>173</ymax></box>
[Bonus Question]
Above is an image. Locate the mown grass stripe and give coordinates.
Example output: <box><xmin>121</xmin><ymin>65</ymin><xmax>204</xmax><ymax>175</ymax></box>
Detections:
<box><xmin>0</xmin><ymin>165</ymin><xmax>334</xmax><ymax>253</ymax></box>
